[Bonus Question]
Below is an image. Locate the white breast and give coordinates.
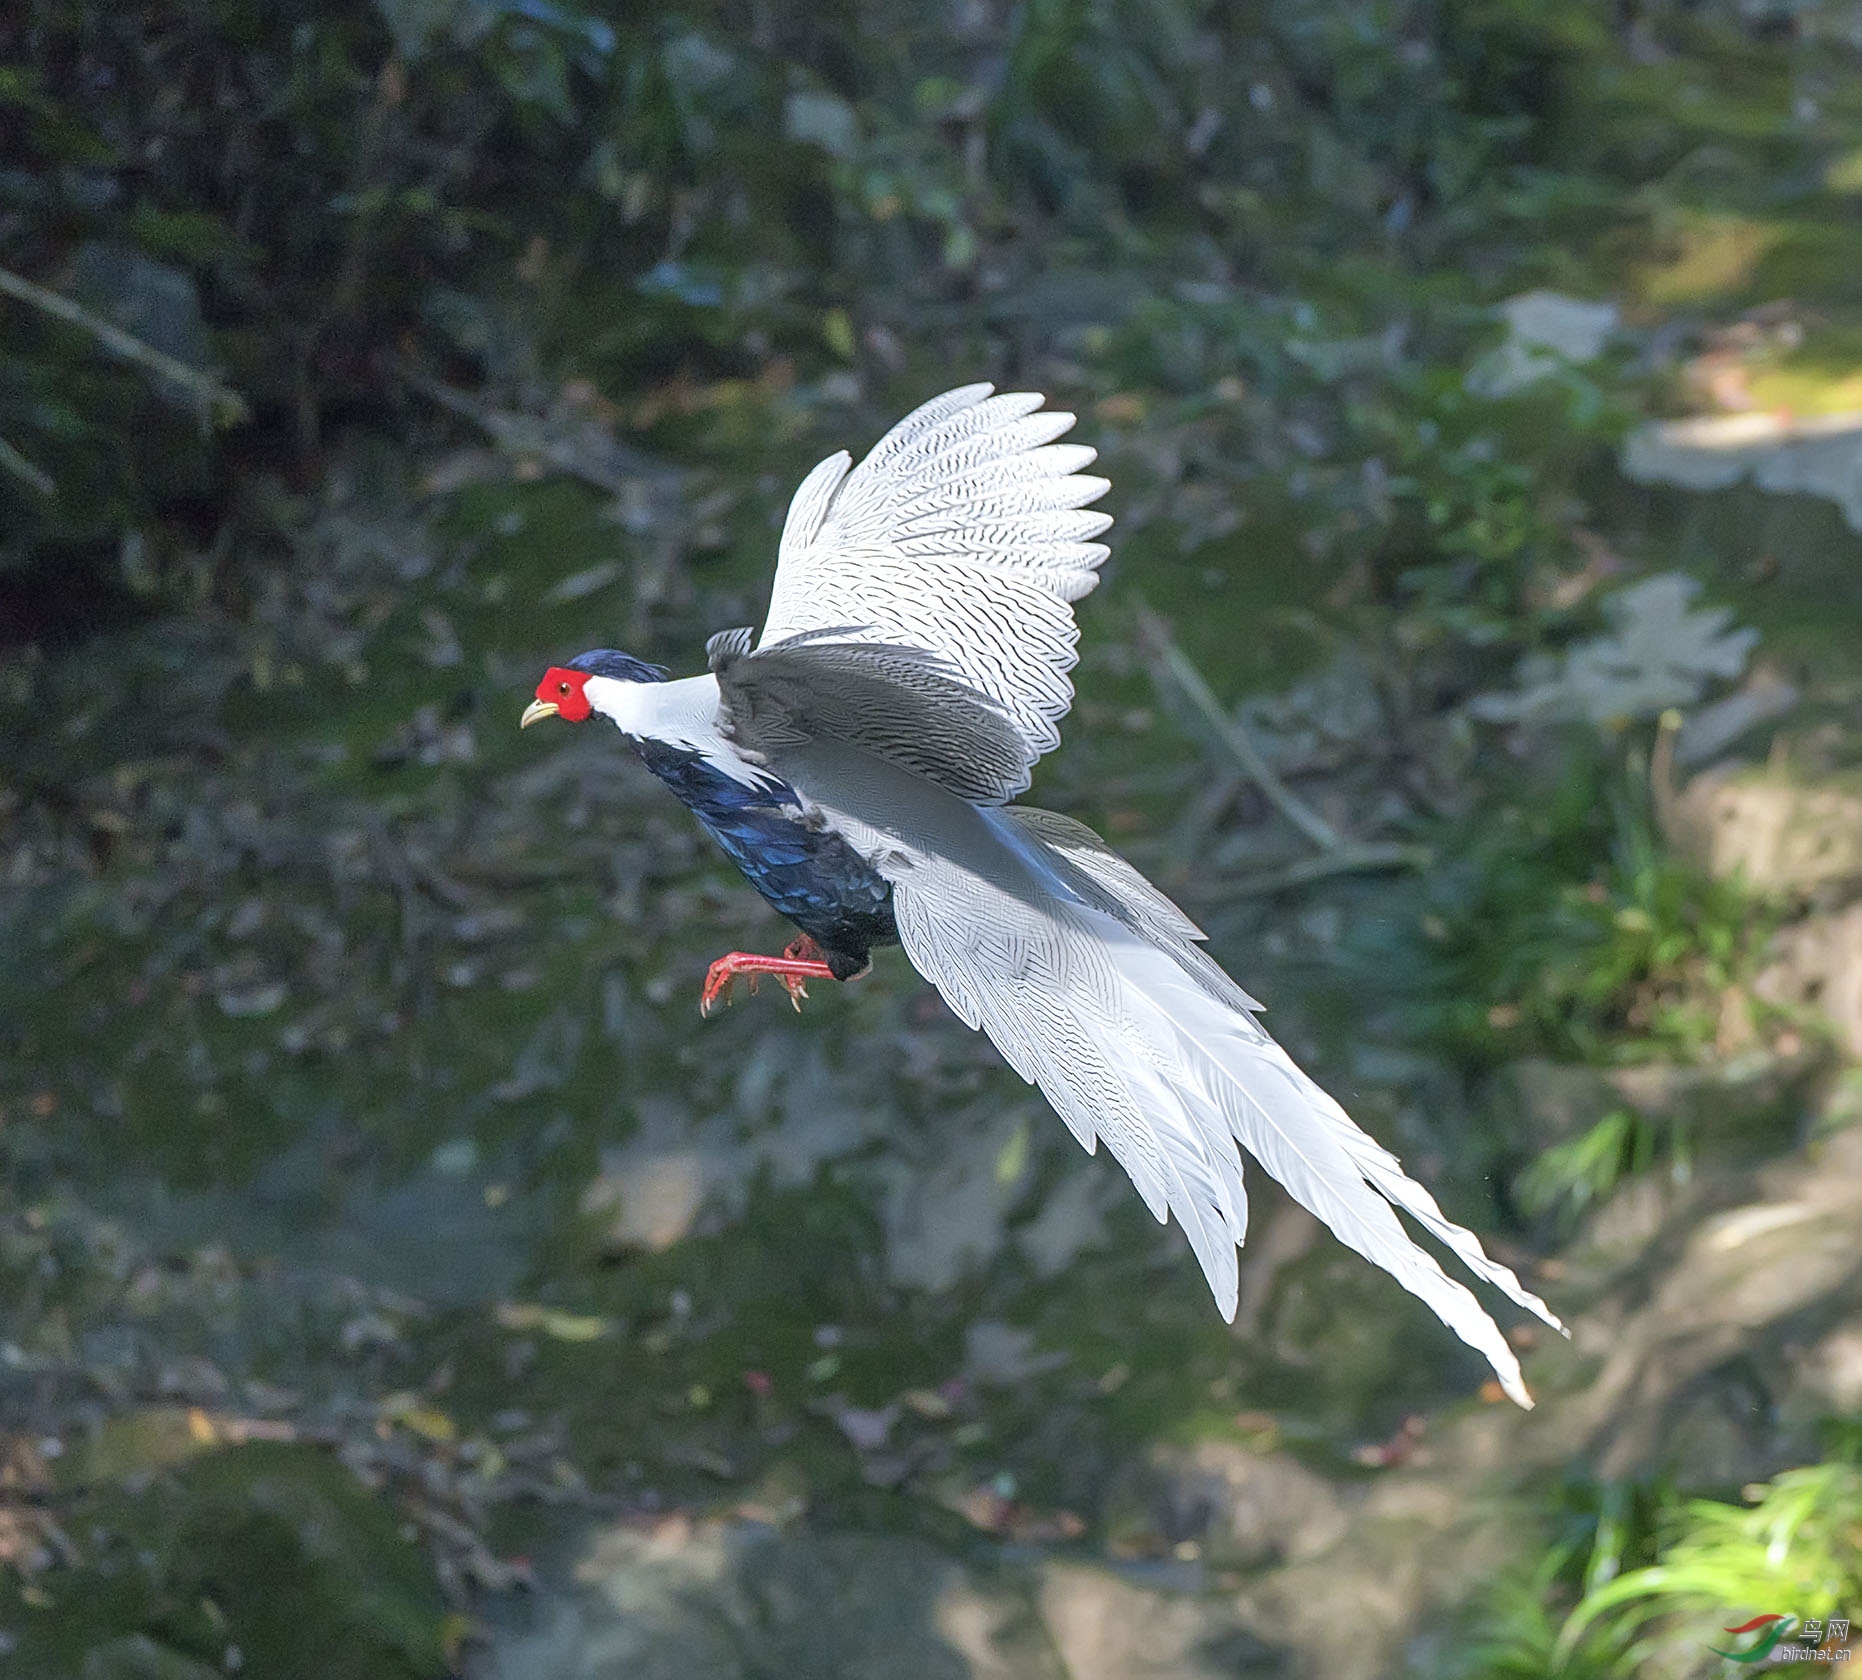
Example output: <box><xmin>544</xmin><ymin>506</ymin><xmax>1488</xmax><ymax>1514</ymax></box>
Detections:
<box><xmin>584</xmin><ymin>672</ymin><xmax>770</xmax><ymax>790</ymax></box>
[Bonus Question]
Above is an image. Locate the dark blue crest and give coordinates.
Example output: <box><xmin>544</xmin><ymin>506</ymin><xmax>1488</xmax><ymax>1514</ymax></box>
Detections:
<box><xmin>566</xmin><ymin>649</ymin><xmax>671</xmax><ymax>683</ymax></box>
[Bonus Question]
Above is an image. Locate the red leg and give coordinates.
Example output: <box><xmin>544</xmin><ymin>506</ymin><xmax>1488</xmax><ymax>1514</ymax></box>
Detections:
<box><xmin>700</xmin><ymin>935</ymin><xmax>836</xmax><ymax>1016</ymax></box>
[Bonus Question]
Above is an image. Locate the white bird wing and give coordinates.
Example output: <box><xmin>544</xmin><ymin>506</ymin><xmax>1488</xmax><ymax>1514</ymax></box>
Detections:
<box><xmin>758</xmin><ymin>384</ymin><xmax>1112</xmax><ymax>769</ymax></box>
<box><xmin>710</xmin><ymin>632</ymin><xmax>1038</xmax><ymax>805</ymax></box>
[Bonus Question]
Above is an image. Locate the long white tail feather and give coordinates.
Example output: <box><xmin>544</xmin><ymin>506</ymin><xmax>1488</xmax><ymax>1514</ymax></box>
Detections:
<box><xmin>1125</xmin><ymin>951</ymin><xmax>1550</xmax><ymax>1408</ymax></box>
<box><xmin>884</xmin><ymin>817</ymin><xmax>1562</xmax><ymax>1410</ymax></box>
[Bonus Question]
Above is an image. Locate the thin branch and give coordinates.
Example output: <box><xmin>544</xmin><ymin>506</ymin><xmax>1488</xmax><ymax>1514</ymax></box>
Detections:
<box><xmin>0</xmin><ymin>433</ymin><xmax>55</xmax><ymax>497</ymax></box>
<box><xmin>1198</xmin><ymin>841</ymin><xmax>1434</xmax><ymax>899</ymax></box>
<box><xmin>1649</xmin><ymin>706</ymin><xmax>1683</xmax><ymax>844</ymax></box>
<box><xmin>1133</xmin><ymin>600</ymin><xmax>1345</xmax><ymax>852</ymax></box>
<box><xmin>397</xmin><ymin>363</ymin><xmax>655</xmax><ymax>498</ymax></box>
<box><xmin>0</xmin><ymin>264</ymin><xmax>249</xmax><ymax>427</ymax></box>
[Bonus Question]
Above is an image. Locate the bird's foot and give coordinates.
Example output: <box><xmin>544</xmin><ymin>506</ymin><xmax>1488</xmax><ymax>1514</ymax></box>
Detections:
<box><xmin>700</xmin><ymin>937</ymin><xmax>836</xmax><ymax>1016</ymax></box>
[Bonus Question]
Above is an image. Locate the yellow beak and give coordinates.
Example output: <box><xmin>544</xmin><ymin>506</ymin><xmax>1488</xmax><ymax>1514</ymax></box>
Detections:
<box><xmin>520</xmin><ymin>699</ymin><xmax>561</xmax><ymax>729</ymax></box>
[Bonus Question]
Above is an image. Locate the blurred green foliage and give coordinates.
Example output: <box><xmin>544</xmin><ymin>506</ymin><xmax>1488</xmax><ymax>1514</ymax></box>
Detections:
<box><xmin>1559</xmin><ymin>1461</ymin><xmax>1862</xmax><ymax>1672</ymax></box>
<box><xmin>1444</xmin><ymin>1452</ymin><xmax>1862</xmax><ymax>1678</ymax></box>
<box><xmin>0</xmin><ymin>1442</ymin><xmax>454</xmax><ymax>1678</ymax></box>
<box><xmin>7</xmin><ymin>0</ymin><xmax>1862</xmax><ymax>1671</ymax></box>
<box><xmin>1413</xmin><ymin>767</ymin><xmax>1762</xmax><ymax>1068</ymax></box>
<box><xmin>1514</xmin><ymin>1106</ymin><xmax>1674</xmax><ymax>1228</ymax></box>
<box><xmin>5</xmin><ymin>0</ymin><xmax>1816</xmax><ymax>638</ymax></box>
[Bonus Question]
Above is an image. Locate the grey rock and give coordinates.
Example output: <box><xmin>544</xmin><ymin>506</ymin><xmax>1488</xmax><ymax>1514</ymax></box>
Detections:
<box><xmin>1779</xmin><ymin>1320</ymin><xmax>1862</xmax><ymax>1419</ymax></box>
<box><xmin>881</xmin><ymin>1106</ymin><xmax>1034</xmax><ymax>1294</ymax></box>
<box><xmin>1465</xmin><ymin>291</ymin><xmax>1618</xmax><ymax>398</ymax></box>
<box><xmin>1662</xmin><ymin>763</ymin><xmax>1862</xmax><ymax>894</ymax></box>
<box><xmin>1038</xmin><ymin>1562</ymin><xmax>1282</xmax><ymax>1680</ymax></box>
<box><xmin>1015</xmin><ymin>1164</ymin><xmax>1118</xmax><ymax>1279</ymax></box>
<box><xmin>1604</xmin><ymin>1048</ymin><xmax>1826</xmax><ymax>1150</ymax></box>
<box><xmin>1673</xmin><ymin>670</ymin><xmax>1799</xmax><ymax>768</ymax></box>
<box><xmin>473</xmin><ymin>1520</ymin><xmax>1065</xmax><ymax>1680</ymax></box>
<box><xmin>1488</xmin><ymin>1058</ymin><xmax>1617</xmax><ymax>1154</ymax></box>
<box><xmin>1103</xmin><ymin>1441</ymin><xmax>1350</xmax><ymax>1573</ymax></box>
<box><xmin>1757</xmin><ymin>900</ymin><xmax>1862</xmax><ymax>1059</ymax></box>
<box><xmin>1623</xmin><ymin>410</ymin><xmax>1862</xmax><ymax>533</ymax></box>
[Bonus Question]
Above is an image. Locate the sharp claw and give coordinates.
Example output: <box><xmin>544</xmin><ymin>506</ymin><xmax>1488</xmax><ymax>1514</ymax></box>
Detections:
<box><xmin>700</xmin><ymin>961</ymin><xmax>736</xmax><ymax>1017</ymax></box>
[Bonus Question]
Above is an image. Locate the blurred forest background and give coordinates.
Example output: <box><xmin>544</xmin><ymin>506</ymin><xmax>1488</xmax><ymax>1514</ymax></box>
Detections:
<box><xmin>4</xmin><ymin>0</ymin><xmax>1862</xmax><ymax>1674</ymax></box>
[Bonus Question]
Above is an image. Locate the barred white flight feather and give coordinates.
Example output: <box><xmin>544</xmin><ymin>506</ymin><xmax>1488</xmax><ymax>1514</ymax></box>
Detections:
<box><xmin>761</xmin><ymin>383</ymin><xmax>1112</xmax><ymax>774</ymax></box>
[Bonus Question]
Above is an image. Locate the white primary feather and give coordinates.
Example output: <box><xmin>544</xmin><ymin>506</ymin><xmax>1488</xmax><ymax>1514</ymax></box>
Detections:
<box><xmin>759</xmin><ymin>385</ymin><xmax>1112</xmax><ymax>763</ymax></box>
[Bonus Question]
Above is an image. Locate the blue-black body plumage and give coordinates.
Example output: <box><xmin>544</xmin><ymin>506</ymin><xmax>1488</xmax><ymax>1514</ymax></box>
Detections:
<box><xmin>563</xmin><ymin>649</ymin><xmax>896</xmax><ymax>974</ymax></box>
<box><xmin>631</xmin><ymin>739</ymin><xmax>896</xmax><ymax>979</ymax></box>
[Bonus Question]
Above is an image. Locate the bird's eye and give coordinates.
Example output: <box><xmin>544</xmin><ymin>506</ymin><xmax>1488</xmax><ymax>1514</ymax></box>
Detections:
<box><xmin>557</xmin><ymin>681</ymin><xmax>570</xmax><ymax>695</ymax></box>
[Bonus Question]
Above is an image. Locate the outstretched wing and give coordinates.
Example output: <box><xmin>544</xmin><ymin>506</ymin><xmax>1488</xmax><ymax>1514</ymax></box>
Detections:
<box><xmin>710</xmin><ymin>629</ymin><xmax>1038</xmax><ymax>804</ymax></box>
<box><xmin>758</xmin><ymin>384</ymin><xmax>1112</xmax><ymax>765</ymax></box>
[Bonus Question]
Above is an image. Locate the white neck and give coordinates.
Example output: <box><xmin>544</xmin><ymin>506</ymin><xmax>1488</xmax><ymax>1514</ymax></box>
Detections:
<box><xmin>584</xmin><ymin>672</ymin><xmax>767</xmax><ymax>787</ymax></box>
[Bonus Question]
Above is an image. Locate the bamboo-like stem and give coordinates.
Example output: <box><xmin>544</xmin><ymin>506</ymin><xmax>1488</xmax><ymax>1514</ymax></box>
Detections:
<box><xmin>1132</xmin><ymin>600</ymin><xmax>1345</xmax><ymax>852</ymax></box>
<box><xmin>0</xmin><ymin>264</ymin><xmax>248</xmax><ymax>427</ymax></box>
<box><xmin>1195</xmin><ymin>841</ymin><xmax>1434</xmax><ymax>899</ymax></box>
<box><xmin>0</xmin><ymin>433</ymin><xmax>55</xmax><ymax>497</ymax></box>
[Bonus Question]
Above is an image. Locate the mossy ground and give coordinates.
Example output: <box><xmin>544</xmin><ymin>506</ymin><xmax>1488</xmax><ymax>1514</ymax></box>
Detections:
<box><xmin>5</xmin><ymin>2</ymin><xmax>1862</xmax><ymax>1673</ymax></box>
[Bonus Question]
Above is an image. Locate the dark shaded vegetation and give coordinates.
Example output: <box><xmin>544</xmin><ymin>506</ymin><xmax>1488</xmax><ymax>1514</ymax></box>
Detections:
<box><xmin>4</xmin><ymin>0</ymin><xmax>1862</xmax><ymax>1673</ymax></box>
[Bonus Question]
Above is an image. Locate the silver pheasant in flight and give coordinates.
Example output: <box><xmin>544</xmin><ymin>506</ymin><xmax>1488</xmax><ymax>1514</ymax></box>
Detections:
<box><xmin>521</xmin><ymin>384</ymin><xmax>1563</xmax><ymax>1405</ymax></box>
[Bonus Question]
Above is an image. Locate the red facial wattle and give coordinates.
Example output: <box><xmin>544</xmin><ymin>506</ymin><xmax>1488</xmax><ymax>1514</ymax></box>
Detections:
<box><xmin>535</xmin><ymin>666</ymin><xmax>592</xmax><ymax>722</ymax></box>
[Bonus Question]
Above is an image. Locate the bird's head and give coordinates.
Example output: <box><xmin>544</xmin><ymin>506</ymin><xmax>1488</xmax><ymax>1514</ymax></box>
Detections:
<box><xmin>520</xmin><ymin>648</ymin><xmax>670</xmax><ymax>729</ymax></box>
